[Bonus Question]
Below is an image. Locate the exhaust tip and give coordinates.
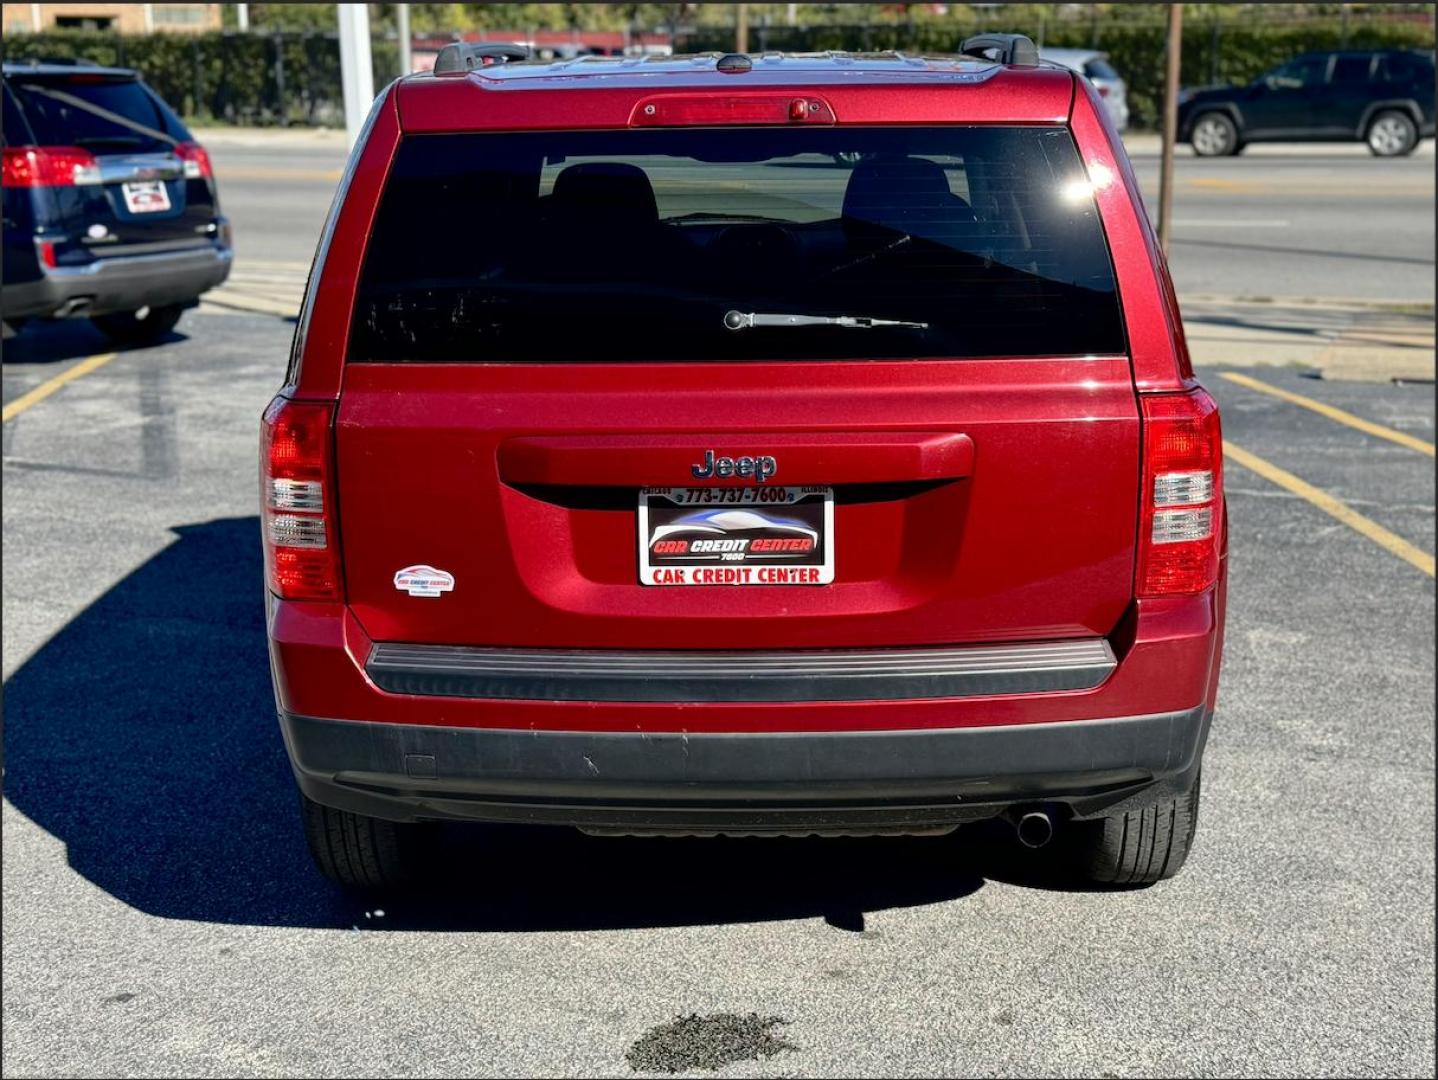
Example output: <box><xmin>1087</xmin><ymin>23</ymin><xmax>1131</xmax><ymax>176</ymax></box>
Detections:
<box><xmin>1015</xmin><ymin>810</ymin><xmax>1054</xmax><ymax>849</ymax></box>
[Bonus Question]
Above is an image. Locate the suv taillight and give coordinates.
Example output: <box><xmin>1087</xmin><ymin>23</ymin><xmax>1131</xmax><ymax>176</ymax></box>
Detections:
<box><xmin>261</xmin><ymin>397</ymin><xmax>342</xmax><ymax>601</ymax></box>
<box><xmin>1137</xmin><ymin>388</ymin><xmax>1223</xmax><ymax>597</ymax></box>
<box><xmin>176</xmin><ymin>141</ymin><xmax>213</xmax><ymax>180</ymax></box>
<box><xmin>2</xmin><ymin>145</ymin><xmax>102</xmax><ymax>187</ymax></box>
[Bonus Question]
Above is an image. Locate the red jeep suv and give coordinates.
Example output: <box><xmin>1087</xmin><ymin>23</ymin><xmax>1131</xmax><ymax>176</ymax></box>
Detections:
<box><xmin>263</xmin><ymin>36</ymin><xmax>1226</xmax><ymax>890</ymax></box>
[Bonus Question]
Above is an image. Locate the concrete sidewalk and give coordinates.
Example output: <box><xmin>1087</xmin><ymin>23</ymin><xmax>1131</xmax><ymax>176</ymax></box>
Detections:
<box><xmin>1183</xmin><ymin>296</ymin><xmax>1435</xmax><ymax>382</ymax></box>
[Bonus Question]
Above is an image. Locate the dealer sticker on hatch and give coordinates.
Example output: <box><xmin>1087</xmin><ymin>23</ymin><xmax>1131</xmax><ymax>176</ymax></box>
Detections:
<box><xmin>638</xmin><ymin>486</ymin><xmax>834</xmax><ymax>586</ymax></box>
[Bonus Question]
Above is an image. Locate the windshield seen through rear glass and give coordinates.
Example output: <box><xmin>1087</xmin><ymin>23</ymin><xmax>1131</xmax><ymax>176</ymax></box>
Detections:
<box><xmin>8</xmin><ymin>76</ymin><xmax>176</xmax><ymax>152</ymax></box>
<box><xmin>350</xmin><ymin>126</ymin><xmax>1124</xmax><ymax>363</ymax></box>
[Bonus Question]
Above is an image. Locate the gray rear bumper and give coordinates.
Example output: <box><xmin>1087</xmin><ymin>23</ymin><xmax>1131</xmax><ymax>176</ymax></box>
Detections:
<box><xmin>3</xmin><ymin>242</ymin><xmax>232</xmax><ymax>320</ymax></box>
<box><xmin>282</xmin><ymin>706</ymin><xmax>1211</xmax><ymax>830</ymax></box>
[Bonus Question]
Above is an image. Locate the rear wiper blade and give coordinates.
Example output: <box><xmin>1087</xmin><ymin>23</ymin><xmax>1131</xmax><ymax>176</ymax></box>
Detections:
<box><xmin>723</xmin><ymin>310</ymin><xmax>928</xmax><ymax>331</ymax></box>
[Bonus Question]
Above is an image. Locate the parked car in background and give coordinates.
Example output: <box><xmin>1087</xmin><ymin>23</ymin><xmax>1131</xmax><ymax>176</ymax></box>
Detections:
<box><xmin>1179</xmin><ymin>49</ymin><xmax>1436</xmax><ymax>157</ymax></box>
<box><xmin>2</xmin><ymin>59</ymin><xmax>231</xmax><ymax>343</ymax></box>
<box><xmin>1040</xmin><ymin>48</ymin><xmax>1129</xmax><ymax>130</ymax></box>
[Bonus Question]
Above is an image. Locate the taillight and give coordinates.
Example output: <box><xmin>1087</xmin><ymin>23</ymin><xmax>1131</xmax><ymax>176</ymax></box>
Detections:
<box><xmin>176</xmin><ymin>141</ymin><xmax>213</xmax><ymax>180</ymax></box>
<box><xmin>261</xmin><ymin>397</ymin><xmax>342</xmax><ymax>601</ymax></box>
<box><xmin>1</xmin><ymin>146</ymin><xmax>102</xmax><ymax>187</ymax></box>
<box><xmin>1137</xmin><ymin>388</ymin><xmax>1223</xmax><ymax>597</ymax></box>
<box><xmin>1097</xmin><ymin>84</ymin><xmax>1112</xmax><ymax>98</ymax></box>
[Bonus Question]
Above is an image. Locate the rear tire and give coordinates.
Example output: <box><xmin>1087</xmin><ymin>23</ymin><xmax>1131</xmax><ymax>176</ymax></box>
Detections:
<box><xmin>300</xmin><ymin>793</ymin><xmax>423</xmax><ymax>890</ymax></box>
<box><xmin>89</xmin><ymin>303</ymin><xmax>184</xmax><ymax>345</ymax></box>
<box><xmin>1366</xmin><ymin>109</ymin><xmax>1418</xmax><ymax>157</ymax></box>
<box><xmin>1189</xmin><ymin>112</ymin><xmax>1240</xmax><ymax>157</ymax></box>
<box><xmin>1069</xmin><ymin>773</ymin><xmax>1202</xmax><ymax>886</ymax></box>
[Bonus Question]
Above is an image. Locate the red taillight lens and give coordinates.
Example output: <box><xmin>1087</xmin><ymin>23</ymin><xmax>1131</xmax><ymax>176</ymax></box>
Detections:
<box><xmin>176</xmin><ymin>141</ymin><xmax>213</xmax><ymax>180</ymax></box>
<box><xmin>1138</xmin><ymin>388</ymin><xmax>1223</xmax><ymax>597</ymax></box>
<box><xmin>1</xmin><ymin>146</ymin><xmax>101</xmax><ymax>187</ymax></box>
<box><xmin>261</xmin><ymin>397</ymin><xmax>342</xmax><ymax>601</ymax></box>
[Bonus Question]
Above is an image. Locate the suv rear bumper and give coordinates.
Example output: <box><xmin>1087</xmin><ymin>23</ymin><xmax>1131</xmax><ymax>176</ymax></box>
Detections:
<box><xmin>282</xmin><ymin>705</ymin><xmax>1210</xmax><ymax>830</ymax></box>
<box><xmin>3</xmin><ymin>241</ymin><xmax>232</xmax><ymax>320</ymax></box>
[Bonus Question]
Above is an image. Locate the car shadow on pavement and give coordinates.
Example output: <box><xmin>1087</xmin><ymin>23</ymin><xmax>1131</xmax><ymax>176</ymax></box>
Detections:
<box><xmin>4</xmin><ymin>516</ymin><xmax>1083</xmax><ymax>932</ymax></box>
<box><xmin>2</xmin><ymin>319</ymin><xmax>187</xmax><ymax>365</ymax></box>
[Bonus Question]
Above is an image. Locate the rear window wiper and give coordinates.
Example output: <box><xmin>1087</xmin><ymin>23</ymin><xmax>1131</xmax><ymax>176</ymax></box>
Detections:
<box><xmin>723</xmin><ymin>310</ymin><xmax>928</xmax><ymax>331</ymax></box>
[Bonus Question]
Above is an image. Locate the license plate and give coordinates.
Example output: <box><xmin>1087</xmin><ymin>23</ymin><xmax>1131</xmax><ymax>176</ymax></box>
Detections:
<box><xmin>121</xmin><ymin>180</ymin><xmax>171</xmax><ymax>214</ymax></box>
<box><xmin>639</xmin><ymin>486</ymin><xmax>834</xmax><ymax>586</ymax></box>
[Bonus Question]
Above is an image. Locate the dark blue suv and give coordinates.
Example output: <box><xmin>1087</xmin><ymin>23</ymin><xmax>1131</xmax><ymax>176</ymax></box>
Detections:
<box><xmin>2</xmin><ymin>60</ymin><xmax>231</xmax><ymax>343</ymax></box>
<box><xmin>1180</xmin><ymin>49</ymin><xmax>1436</xmax><ymax>157</ymax></box>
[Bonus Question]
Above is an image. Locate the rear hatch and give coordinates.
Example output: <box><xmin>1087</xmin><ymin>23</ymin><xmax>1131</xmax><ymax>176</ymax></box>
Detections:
<box><xmin>335</xmin><ymin>122</ymin><xmax>1139</xmax><ymax>650</ymax></box>
<box><xmin>6</xmin><ymin>70</ymin><xmax>217</xmax><ymax>256</ymax></box>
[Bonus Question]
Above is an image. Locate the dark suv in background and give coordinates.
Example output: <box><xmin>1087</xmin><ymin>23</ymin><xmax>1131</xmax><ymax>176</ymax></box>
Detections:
<box><xmin>1180</xmin><ymin>49</ymin><xmax>1435</xmax><ymax>156</ymax></box>
<box><xmin>2</xmin><ymin>60</ymin><xmax>231</xmax><ymax>343</ymax></box>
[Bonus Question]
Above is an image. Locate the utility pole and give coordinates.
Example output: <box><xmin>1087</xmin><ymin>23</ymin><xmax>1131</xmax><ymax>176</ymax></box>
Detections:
<box><xmin>338</xmin><ymin>2</ymin><xmax>375</xmax><ymax>149</ymax></box>
<box><xmin>1158</xmin><ymin>3</ymin><xmax>1182</xmax><ymax>255</ymax></box>
<box><xmin>736</xmin><ymin>3</ymin><xmax>748</xmax><ymax>53</ymax></box>
<box><xmin>396</xmin><ymin>3</ymin><xmax>412</xmax><ymax>76</ymax></box>
<box><xmin>236</xmin><ymin>3</ymin><xmax>249</xmax><ymax>32</ymax></box>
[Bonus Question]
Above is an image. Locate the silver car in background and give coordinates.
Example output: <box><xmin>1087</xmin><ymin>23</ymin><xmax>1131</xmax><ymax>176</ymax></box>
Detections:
<box><xmin>1040</xmin><ymin>48</ymin><xmax>1130</xmax><ymax>131</ymax></box>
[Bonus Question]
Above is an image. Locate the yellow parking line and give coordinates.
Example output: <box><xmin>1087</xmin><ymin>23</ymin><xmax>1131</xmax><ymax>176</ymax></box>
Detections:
<box><xmin>2</xmin><ymin>352</ymin><xmax>118</xmax><ymax>423</ymax></box>
<box><xmin>1221</xmin><ymin>371</ymin><xmax>1435</xmax><ymax>457</ymax></box>
<box><xmin>1224</xmin><ymin>440</ymin><xmax>1435</xmax><ymax>578</ymax></box>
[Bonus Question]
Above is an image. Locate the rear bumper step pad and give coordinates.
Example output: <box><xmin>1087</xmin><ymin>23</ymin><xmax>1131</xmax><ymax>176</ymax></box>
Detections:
<box><xmin>365</xmin><ymin>638</ymin><xmax>1117</xmax><ymax>703</ymax></box>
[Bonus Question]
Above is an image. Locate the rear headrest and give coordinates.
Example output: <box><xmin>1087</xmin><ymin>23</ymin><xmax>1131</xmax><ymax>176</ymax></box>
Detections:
<box><xmin>551</xmin><ymin>162</ymin><xmax>658</xmax><ymax>228</ymax></box>
<box><xmin>841</xmin><ymin>157</ymin><xmax>971</xmax><ymax>234</ymax></box>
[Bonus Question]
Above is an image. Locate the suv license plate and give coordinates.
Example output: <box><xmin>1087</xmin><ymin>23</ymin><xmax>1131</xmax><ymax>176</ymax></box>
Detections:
<box><xmin>639</xmin><ymin>486</ymin><xmax>834</xmax><ymax>586</ymax></box>
<box><xmin>122</xmin><ymin>180</ymin><xmax>171</xmax><ymax>213</ymax></box>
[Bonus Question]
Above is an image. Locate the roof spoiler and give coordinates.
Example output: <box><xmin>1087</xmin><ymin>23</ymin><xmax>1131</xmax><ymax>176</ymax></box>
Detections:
<box><xmin>959</xmin><ymin>33</ymin><xmax>1040</xmax><ymax>68</ymax></box>
<box><xmin>433</xmin><ymin>42</ymin><xmax>530</xmax><ymax>75</ymax></box>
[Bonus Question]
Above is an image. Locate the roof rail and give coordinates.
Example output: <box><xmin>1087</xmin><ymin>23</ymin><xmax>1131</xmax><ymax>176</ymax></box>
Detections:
<box><xmin>959</xmin><ymin>33</ymin><xmax>1040</xmax><ymax>68</ymax></box>
<box><xmin>433</xmin><ymin>42</ymin><xmax>530</xmax><ymax>75</ymax></box>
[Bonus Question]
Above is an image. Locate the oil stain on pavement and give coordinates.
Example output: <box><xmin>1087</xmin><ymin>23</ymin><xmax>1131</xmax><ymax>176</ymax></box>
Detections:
<box><xmin>626</xmin><ymin>1013</ymin><xmax>796</xmax><ymax>1073</ymax></box>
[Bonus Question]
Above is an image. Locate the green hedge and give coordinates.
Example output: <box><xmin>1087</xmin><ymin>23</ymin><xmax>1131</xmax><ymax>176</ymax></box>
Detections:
<box><xmin>1</xmin><ymin>30</ymin><xmax>401</xmax><ymax>127</ymax></box>
<box><xmin>681</xmin><ymin>16</ymin><xmax>1436</xmax><ymax>130</ymax></box>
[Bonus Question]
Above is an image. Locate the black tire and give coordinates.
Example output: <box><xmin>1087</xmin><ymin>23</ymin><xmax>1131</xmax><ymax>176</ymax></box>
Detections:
<box><xmin>1070</xmin><ymin>773</ymin><xmax>1202</xmax><ymax>886</ymax></box>
<box><xmin>89</xmin><ymin>302</ymin><xmax>185</xmax><ymax>345</ymax></box>
<box><xmin>300</xmin><ymin>793</ymin><xmax>423</xmax><ymax>890</ymax></box>
<box><xmin>1366</xmin><ymin>109</ymin><xmax>1418</xmax><ymax>157</ymax></box>
<box><xmin>1189</xmin><ymin>112</ymin><xmax>1241</xmax><ymax>157</ymax></box>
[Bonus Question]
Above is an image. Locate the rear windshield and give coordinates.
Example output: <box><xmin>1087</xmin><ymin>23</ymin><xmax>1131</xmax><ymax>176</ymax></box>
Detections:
<box><xmin>7</xmin><ymin>76</ymin><xmax>179</xmax><ymax>152</ymax></box>
<box><xmin>350</xmin><ymin>126</ymin><xmax>1124</xmax><ymax>363</ymax></box>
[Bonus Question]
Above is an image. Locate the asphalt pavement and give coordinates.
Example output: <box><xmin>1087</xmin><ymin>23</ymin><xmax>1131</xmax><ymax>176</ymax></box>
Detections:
<box><xmin>2</xmin><ymin>301</ymin><xmax>1433</xmax><ymax>1076</ymax></box>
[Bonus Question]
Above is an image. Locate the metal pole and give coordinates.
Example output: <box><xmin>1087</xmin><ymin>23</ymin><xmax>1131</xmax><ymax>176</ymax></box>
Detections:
<box><xmin>338</xmin><ymin>3</ymin><xmax>375</xmax><ymax>149</ymax></box>
<box><xmin>236</xmin><ymin>3</ymin><xmax>248</xmax><ymax>32</ymax></box>
<box><xmin>143</xmin><ymin>4</ymin><xmax>155</xmax><ymax>33</ymax></box>
<box><xmin>396</xmin><ymin>3</ymin><xmax>412</xmax><ymax>76</ymax></box>
<box><xmin>1158</xmin><ymin>3</ymin><xmax>1183</xmax><ymax>256</ymax></box>
<box><xmin>736</xmin><ymin>3</ymin><xmax>748</xmax><ymax>53</ymax></box>
<box><xmin>274</xmin><ymin>32</ymin><xmax>287</xmax><ymax>126</ymax></box>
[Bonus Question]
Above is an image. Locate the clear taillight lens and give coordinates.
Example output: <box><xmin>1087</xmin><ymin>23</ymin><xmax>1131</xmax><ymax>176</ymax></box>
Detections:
<box><xmin>1138</xmin><ymin>388</ymin><xmax>1223</xmax><ymax>597</ymax></box>
<box><xmin>260</xmin><ymin>397</ymin><xmax>341</xmax><ymax>601</ymax></box>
